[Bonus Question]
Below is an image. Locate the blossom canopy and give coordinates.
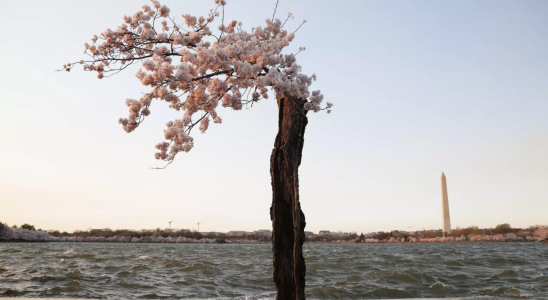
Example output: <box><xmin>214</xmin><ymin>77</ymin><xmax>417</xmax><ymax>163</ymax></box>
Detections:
<box><xmin>64</xmin><ymin>0</ymin><xmax>332</xmax><ymax>165</ymax></box>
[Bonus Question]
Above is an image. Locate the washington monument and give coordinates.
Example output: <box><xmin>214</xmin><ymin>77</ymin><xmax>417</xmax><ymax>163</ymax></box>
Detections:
<box><xmin>441</xmin><ymin>172</ymin><xmax>451</xmax><ymax>236</ymax></box>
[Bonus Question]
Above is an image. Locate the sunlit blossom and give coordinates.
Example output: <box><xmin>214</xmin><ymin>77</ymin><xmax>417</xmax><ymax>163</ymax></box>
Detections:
<box><xmin>68</xmin><ymin>0</ymin><xmax>331</xmax><ymax>164</ymax></box>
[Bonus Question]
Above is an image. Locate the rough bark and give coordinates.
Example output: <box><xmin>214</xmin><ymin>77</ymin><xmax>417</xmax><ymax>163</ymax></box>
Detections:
<box><xmin>270</xmin><ymin>94</ymin><xmax>308</xmax><ymax>300</ymax></box>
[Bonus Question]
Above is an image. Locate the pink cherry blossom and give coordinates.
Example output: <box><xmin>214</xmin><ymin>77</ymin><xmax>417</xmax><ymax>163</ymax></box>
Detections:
<box><xmin>67</xmin><ymin>0</ymin><xmax>331</xmax><ymax>164</ymax></box>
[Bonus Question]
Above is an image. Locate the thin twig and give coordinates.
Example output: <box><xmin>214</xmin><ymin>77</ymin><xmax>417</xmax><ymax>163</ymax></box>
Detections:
<box><xmin>272</xmin><ymin>0</ymin><xmax>280</xmax><ymax>21</ymax></box>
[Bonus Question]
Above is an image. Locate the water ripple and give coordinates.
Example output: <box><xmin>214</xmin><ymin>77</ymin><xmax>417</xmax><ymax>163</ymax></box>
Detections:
<box><xmin>0</xmin><ymin>242</ymin><xmax>547</xmax><ymax>299</ymax></box>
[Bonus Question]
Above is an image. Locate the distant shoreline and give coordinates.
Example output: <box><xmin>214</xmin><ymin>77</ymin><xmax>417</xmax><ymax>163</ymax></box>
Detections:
<box><xmin>1</xmin><ymin>240</ymin><xmax>544</xmax><ymax>245</ymax></box>
<box><xmin>310</xmin><ymin>240</ymin><xmax>543</xmax><ymax>245</ymax></box>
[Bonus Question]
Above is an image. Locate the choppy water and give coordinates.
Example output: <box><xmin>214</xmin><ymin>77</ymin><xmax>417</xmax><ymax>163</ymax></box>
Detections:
<box><xmin>0</xmin><ymin>242</ymin><xmax>547</xmax><ymax>299</ymax></box>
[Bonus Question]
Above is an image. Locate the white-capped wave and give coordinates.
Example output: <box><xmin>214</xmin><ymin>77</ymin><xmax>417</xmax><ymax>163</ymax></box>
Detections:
<box><xmin>429</xmin><ymin>282</ymin><xmax>446</xmax><ymax>289</ymax></box>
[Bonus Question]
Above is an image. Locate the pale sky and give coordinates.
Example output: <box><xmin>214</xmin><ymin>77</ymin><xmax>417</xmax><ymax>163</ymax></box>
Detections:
<box><xmin>1</xmin><ymin>0</ymin><xmax>547</xmax><ymax>234</ymax></box>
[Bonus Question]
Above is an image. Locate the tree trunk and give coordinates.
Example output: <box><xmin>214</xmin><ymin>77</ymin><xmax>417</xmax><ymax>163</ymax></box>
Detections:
<box><xmin>270</xmin><ymin>94</ymin><xmax>308</xmax><ymax>300</ymax></box>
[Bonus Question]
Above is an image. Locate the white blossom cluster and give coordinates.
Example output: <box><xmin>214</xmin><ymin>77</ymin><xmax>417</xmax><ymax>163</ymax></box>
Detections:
<box><xmin>467</xmin><ymin>233</ymin><xmax>526</xmax><ymax>242</ymax></box>
<box><xmin>0</xmin><ymin>227</ymin><xmax>56</xmax><ymax>241</ymax></box>
<box><xmin>533</xmin><ymin>226</ymin><xmax>548</xmax><ymax>241</ymax></box>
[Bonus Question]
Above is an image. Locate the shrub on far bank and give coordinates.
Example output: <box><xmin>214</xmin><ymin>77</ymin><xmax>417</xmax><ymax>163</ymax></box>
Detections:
<box><xmin>494</xmin><ymin>223</ymin><xmax>512</xmax><ymax>234</ymax></box>
<box><xmin>20</xmin><ymin>224</ymin><xmax>36</xmax><ymax>231</ymax></box>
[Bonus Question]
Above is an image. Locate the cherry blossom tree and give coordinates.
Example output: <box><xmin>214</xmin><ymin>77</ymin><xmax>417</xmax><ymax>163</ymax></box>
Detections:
<box><xmin>534</xmin><ymin>226</ymin><xmax>548</xmax><ymax>242</ymax></box>
<box><xmin>0</xmin><ymin>223</ymin><xmax>14</xmax><ymax>240</ymax></box>
<box><xmin>63</xmin><ymin>1</ymin><xmax>330</xmax><ymax>298</ymax></box>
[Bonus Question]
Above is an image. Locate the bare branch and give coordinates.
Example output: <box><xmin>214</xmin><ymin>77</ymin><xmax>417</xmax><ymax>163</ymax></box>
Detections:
<box><xmin>272</xmin><ymin>0</ymin><xmax>280</xmax><ymax>22</ymax></box>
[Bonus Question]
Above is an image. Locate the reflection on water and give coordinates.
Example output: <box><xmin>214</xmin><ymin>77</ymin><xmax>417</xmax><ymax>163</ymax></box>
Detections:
<box><xmin>0</xmin><ymin>242</ymin><xmax>547</xmax><ymax>299</ymax></box>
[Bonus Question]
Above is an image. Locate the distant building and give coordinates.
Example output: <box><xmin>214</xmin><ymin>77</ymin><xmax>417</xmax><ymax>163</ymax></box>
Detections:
<box><xmin>337</xmin><ymin>232</ymin><xmax>351</xmax><ymax>237</ymax></box>
<box><xmin>227</xmin><ymin>231</ymin><xmax>249</xmax><ymax>236</ymax></box>
<box><xmin>319</xmin><ymin>230</ymin><xmax>330</xmax><ymax>236</ymax></box>
<box><xmin>200</xmin><ymin>232</ymin><xmax>219</xmax><ymax>236</ymax></box>
<box><xmin>253</xmin><ymin>230</ymin><xmax>272</xmax><ymax>236</ymax></box>
<box><xmin>304</xmin><ymin>231</ymin><xmax>315</xmax><ymax>237</ymax></box>
<box><xmin>441</xmin><ymin>172</ymin><xmax>452</xmax><ymax>235</ymax></box>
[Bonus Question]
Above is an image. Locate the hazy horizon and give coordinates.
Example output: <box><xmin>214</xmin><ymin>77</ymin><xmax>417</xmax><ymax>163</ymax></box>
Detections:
<box><xmin>1</xmin><ymin>0</ymin><xmax>547</xmax><ymax>233</ymax></box>
<box><xmin>6</xmin><ymin>221</ymin><xmax>542</xmax><ymax>235</ymax></box>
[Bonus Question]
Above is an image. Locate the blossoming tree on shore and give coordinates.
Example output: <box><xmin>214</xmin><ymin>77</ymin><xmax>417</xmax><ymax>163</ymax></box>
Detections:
<box><xmin>63</xmin><ymin>0</ymin><xmax>329</xmax><ymax>298</ymax></box>
<box><xmin>534</xmin><ymin>226</ymin><xmax>548</xmax><ymax>242</ymax></box>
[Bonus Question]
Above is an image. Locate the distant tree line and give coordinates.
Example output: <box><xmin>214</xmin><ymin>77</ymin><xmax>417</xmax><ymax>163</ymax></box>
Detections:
<box><xmin>6</xmin><ymin>223</ymin><xmax>38</xmax><ymax>231</ymax></box>
<box><xmin>2</xmin><ymin>221</ymin><xmax>546</xmax><ymax>243</ymax></box>
<box><xmin>0</xmin><ymin>221</ymin><xmax>274</xmax><ymax>243</ymax></box>
<box><xmin>305</xmin><ymin>233</ymin><xmax>358</xmax><ymax>243</ymax></box>
<box><xmin>353</xmin><ymin>223</ymin><xmax>546</xmax><ymax>243</ymax></box>
<box><xmin>48</xmin><ymin>227</ymin><xmax>271</xmax><ymax>242</ymax></box>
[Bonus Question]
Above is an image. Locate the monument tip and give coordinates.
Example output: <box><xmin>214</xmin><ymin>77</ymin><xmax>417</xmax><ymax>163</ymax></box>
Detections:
<box><xmin>441</xmin><ymin>172</ymin><xmax>445</xmax><ymax>178</ymax></box>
